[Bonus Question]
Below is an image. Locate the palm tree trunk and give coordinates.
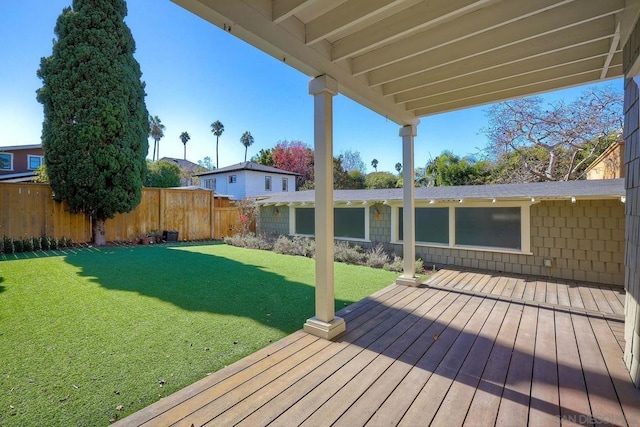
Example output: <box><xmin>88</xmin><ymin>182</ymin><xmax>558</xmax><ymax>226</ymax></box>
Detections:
<box><xmin>183</xmin><ymin>144</ymin><xmax>186</xmax><ymax>160</ymax></box>
<box><xmin>152</xmin><ymin>139</ymin><xmax>157</xmax><ymax>161</ymax></box>
<box><xmin>245</xmin><ymin>146</ymin><xmax>248</xmax><ymax>162</ymax></box>
<box><xmin>216</xmin><ymin>137</ymin><xmax>219</xmax><ymax>169</ymax></box>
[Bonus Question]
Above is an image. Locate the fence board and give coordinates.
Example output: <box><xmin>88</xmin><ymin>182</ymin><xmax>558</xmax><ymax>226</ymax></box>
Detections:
<box><xmin>1</xmin><ymin>183</ymin><xmax>239</xmax><ymax>244</ymax></box>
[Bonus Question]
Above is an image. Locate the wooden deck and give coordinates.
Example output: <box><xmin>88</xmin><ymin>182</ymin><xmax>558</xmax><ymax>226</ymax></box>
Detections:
<box><xmin>116</xmin><ymin>269</ymin><xmax>638</xmax><ymax>427</ymax></box>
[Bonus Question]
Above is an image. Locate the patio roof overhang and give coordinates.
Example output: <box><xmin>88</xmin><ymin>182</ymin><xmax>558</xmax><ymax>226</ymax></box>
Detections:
<box><xmin>172</xmin><ymin>0</ymin><xmax>639</xmax><ymax>124</ymax></box>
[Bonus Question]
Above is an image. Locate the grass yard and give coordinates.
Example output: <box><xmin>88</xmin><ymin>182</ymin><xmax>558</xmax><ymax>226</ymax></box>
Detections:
<box><xmin>0</xmin><ymin>242</ymin><xmax>399</xmax><ymax>426</ymax></box>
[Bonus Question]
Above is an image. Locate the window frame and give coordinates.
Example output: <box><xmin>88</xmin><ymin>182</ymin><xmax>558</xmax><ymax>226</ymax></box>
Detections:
<box><xmin>282</xmin><ymin>178</ymin><xmax>288</xmax><ymax>192</ymax></box>
<box><xmin>0</xmin><ymin>152</ymin><xmax>13</xmax><ymax>171</ymax></box>
<box><xmin>391</xmin><ymin>201</ymin><xmax>531</xmax><ymax>254</ymax></box>
<box><xmin>27</xmin><ymin>155</ymin><xmax>43</xmax><ymax>170</ymax></box>
<box><xmin>289</xmin><ymin>204</ymin><xmax>371</xmax><ymax>242</ymax></box>
<box><xmin>265</xmin><ymin>175</ymin><xmax>272</xmax><ymax>191</ymax></box>
<box><xmin>228</xmin><ymin>175</ymin><xmax>237</xmax><ymax>184</ymax></box>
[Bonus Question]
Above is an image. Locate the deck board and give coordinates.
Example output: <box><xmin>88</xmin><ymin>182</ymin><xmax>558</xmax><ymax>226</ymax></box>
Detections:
<box><xmin>115</xmin><ymin>268</ymin><xmax>637</xmax><ymax>427</ymax></box>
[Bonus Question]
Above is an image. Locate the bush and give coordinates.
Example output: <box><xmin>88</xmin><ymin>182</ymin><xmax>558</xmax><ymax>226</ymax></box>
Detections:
<box><xmin>224</xmin><ymin>233</ymin><xmax>427</xmax><ymax>275</ymax></box>
<box><xmin>40</xmin><ymin>236</ymin><xmax>50</xmax><ymax>251</ymax></box>
<box><xmin>273</xmin><ymin>236</ymin><xmax>314</xmax><ymax>257</ymax></box>
<box><xmin>333</xmin><ymin>241</ymin><xmax>365</xmax><ymax>264</ymax></box>
<box><xmin>384</xmin><ymin>255</ymin><xmax>425</xmax><ymax>274</ymax></box>
<box><xmin>365</xmin><ymin>244</ymin><xmax>390</xmax><ymax>268</ymax></box>
<box><xmin>223</xmin><ymin>233</ymin><xmax>275</xmax><ymax>250</ymax></box>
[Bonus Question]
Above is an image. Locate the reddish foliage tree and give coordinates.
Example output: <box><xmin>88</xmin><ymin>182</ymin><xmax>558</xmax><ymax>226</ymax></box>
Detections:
<box><xmin>271</xmin><ymin>140</ymin><xmax>314</xmax><ymax>188</ymax></box>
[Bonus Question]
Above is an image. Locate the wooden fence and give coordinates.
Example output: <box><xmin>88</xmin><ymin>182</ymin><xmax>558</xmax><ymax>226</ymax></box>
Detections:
<box><xmin>0</xmin><ymin>183</ymin><xmax>244</xmax><ymax>243</ymax></box>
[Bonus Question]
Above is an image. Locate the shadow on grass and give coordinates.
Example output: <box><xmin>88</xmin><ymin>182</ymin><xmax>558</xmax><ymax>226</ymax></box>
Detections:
<box><xmin>63</xmin><ymin>243</ymin><xmax>352</xmax><ymax>334</ymax></box>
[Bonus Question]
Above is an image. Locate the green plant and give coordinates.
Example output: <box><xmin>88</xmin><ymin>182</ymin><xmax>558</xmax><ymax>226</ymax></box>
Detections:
<box><xmin>3</xmin><ymin>236</ymin><xmax>14</xmax><ymax>254</ymax></box>
<box><xmin>40</xmin><ymin>236</ymin><xmax>50</xmax><ymax>251</ymax></box>
<box><xmin>365</xmin><ymin>244</ymin><xmax>390</xmax><ymax>268</ymax></box>
<box><xmin>334</xmin><ymin>241</ymin><xmax>365</xmax><ymax>264</ymax></box>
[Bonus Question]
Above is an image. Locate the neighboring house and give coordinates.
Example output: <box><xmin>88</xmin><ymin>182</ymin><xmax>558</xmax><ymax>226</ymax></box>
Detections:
<box><xmin>257</xmin><ymin>179</ymin><xmax>625</xmax><ymax>286</ymax></box>
<box><xmin>158</xmin><ymin>157</ymin><xmax>204</xmax><ymax>186</ymax></box>
<box><xmin>585</xmin><ymin>141</ymin><xmax>625</xmax><ymax>180</ymax></box>
<box><xmin>0</xmin><ymin>144</ymin><xmax>44</xmax><ymax>182</ymax></box>
<box><xmin>196</xmin><ymin>161</ymin><xmax>298</xmax><ymax>200</ymax></box>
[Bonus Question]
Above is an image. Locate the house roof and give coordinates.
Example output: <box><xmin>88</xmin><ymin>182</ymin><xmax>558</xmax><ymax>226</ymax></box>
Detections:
<box><xmin>0</xmin><ymin>144</ymin><xmax>42</xmax><ymax>151</ymax></box>
<box><xmin>172</xmin><ymin>0</ymin><xmax>636</xmax><ymax>125</ymax></box>
<box><xmin>158</xmin><ymin>157</ymin><xmax>203</xmax><ymax>172</ymax></box>
<box><xmin>0</xmin><ymin>171</ymin><xmax>37</xmax><ymax>182</ymax></box>
<box><xmin>257</xmin><ymin>178</ymin><xmax>625</xmax><ymax>205</ymax></box>
<box><xmin>195</xmin><ymin>161</ymin><xmax>300</xmax><ymax>176</ymax></box>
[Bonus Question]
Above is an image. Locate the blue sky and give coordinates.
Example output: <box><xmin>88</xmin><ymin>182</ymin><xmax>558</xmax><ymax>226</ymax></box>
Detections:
<box><xmin>0</xmin><ymin>0</ymin><xmax>623</xmax><ymax>173</ymax></box>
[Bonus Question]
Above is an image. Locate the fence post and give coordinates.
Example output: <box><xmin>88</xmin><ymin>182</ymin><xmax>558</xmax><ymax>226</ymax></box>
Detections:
<box><xmin>214</xmin><ymin>191</ymin><xmax>216</xmax><ymax>239</ymax></box>
<box><xmin>159</xmin><ymin>188</ymin><xmax>165</xmax><ymax>235</ymax></box>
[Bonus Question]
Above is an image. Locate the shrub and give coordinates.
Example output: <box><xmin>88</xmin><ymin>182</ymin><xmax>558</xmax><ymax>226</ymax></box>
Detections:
<box><xmin>334</xmin><ymin>241</ymin><xmax>365</xmax><ymax>264</ymax></box>
<box><xmin>2</xmin><ymin>236</ymin><xmax>14</xmax><ymax>254</ymax></box>
<box><xmin>384</xmin><ymin>255</ymin><xmax>425</xmax><ymax>274</ymax></box>
<box><xmin>224</xmin><ymin>233</ymin><xmax>275</xmax><ymax>250</ymax></box>
<box><xmin>365</xmin><ymin>244</ymin><xmax>390</xmax><ymax>268</ymax></box>
<box><xmin>13</xmin><ymin>239</ymin><xmax>24</xmax><ymax>253</ymax></box>
<box><xmin>49</xmin><ymin>237</ymin><xmax>58</xmax><ymax>250</ymax></box>
<box><xmin>273</xmin><ymin>236</ymin><xmax>314</xmax><ymax>257</ymax></box>
<box><xmin>40</xmin><ymin>236</ymin><xmax>50</xmax><ymax>251</ymax></box>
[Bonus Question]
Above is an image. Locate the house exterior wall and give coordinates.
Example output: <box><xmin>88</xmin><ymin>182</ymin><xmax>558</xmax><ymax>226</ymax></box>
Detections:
<box><xmin>200</xmin><ymin>171</ymin><xmax>295</xmax><ymax>200</ymax></box>
<box><xmin>586</xmin><ymin>142</ymin><xmax>625</xmax><ymax>180</ymax></box>
<box><xmin>257</xmin><ymin>205</ymin><xmax>290</xmax><ymax>236</ymax></box>
<box><xmin>259</xmin><ymin>199</ymin><xmax>625</xmax><ymax>286</ymax></box>
<box><xmin>0</xmin><ymin>147</ymin><xmax>44</xmax><ymax>175</ymax></box>
<box><xmin>623</xmin><ymin>19</ymin><xmax>640</xmax><ymax>386</ymax></box>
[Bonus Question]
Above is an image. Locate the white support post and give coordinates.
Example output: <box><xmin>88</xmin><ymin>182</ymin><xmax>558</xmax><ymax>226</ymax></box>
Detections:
<box><xmin>303</xmin><ymin>75</ymin><xmax>346</xmax><ymax>340</ymax></box>
<box><xmin>397</xmin><ymin>124</ymin><xmax>421</xmax><ymax>287</ymax></box>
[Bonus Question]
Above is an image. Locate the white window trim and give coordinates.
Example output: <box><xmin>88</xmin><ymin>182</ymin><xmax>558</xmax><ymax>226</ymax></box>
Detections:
<box><xmin>265</xmin><ymin>175</ymin><xmax>272</xmax><ymax>191</ymax></box>
<box><xmin>229</xmin><ymin>175</ymin><xmax>237</xmax><ymax>184</ymax></box>
<box><xmin>282</xmin><ymin>177</ymin><xmax>288</xmax><ymax>192</ymax></box>
<box><xmin>27</xmin><ymin>155</ymin><xmax>43</xmax><ymax>170</ymax></box>
<box><xmin>0</xmin><ymin>152</ymin><xmax>13</xmax><ymax>171</ymax></box>
<box><xmin>390</xmin><ymin>201</ymin><xmax>532</xmax><ymax>254</ymax></box>
<box><xmin>289</xmin><ymin>204</ymin><xmax>371</xmax><ymax>242</ymax></box>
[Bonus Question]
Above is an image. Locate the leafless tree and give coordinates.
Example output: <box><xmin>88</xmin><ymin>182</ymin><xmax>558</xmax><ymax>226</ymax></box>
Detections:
<box><xmin>483</xmin><ymin>86</ymin><xmax>622</xmax><ymax>182</ymax></box>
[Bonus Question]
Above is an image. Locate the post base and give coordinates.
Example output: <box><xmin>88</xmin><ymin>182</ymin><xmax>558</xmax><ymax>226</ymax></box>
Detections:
<box><xmin>303</xmin><ymin>316</ymin><xmax>346</xmax><ymax>340</ymax></box>
<box><xmin>396</xmin><ymin>275</ymin><xmax>422</xmax><ymax>287</ymax></box>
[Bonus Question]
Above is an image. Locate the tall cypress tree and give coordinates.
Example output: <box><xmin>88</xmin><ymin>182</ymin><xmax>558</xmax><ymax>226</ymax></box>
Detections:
<box><xmin>37</xmin><ymin>0</ymin><xmax>148</xmax><ymax>245</ymax></box>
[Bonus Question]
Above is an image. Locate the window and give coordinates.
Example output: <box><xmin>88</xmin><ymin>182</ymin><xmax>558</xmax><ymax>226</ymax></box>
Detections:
<box><xmin>0</xmin><ymin>153</ymin><xmax>12</xmax><ymax>170</ymax></box>
<box><xmin>399</xmin><ymin>207</ymin><xmax>448</xmax><ymax>244</ymax></box>
<box><xmin>229</xmin><ymin>175</ymin><xmax>237</xmax><ymax>184</ymax></box>
<box><xmin>293</xmin><ymin>207</ymin><xmax>368</xmax><ymax>240</ymax></box>
<box><xmin>394</xmin><ymin>204</ymin><xmax>529</xmax><ymax>253</ymax></box>
<box><xmin>28</xmin><ymin>155</ymin><xmax>43</xmax><ymax>170</ymax></box>
<box><xmin>203</xmin><ymin>178</ymin><xmax>216</xmax><ymax>190</ymax></box>
<box><xmin>455</xmin><ymin>207</ymin><xmax>521</xmax><ymax>250</ymax></box>
<box><xmin>265</xmin><ymin>176</ymin><xmax>272</xmax><ymax>191</ymax></box>
<box><xmin>282</xmin><ymin>178</ymin><xmax>288</xmax><ymax>191</ymax></box>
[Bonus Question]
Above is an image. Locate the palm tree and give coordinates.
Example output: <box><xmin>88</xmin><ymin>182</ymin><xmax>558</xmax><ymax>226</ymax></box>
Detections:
<box><xmin>180</xmin><ymin>131</ymin><xmax>190</xmax><ymax>160</ymax></box>
<box><xmin>210</xmin><ymin>120</ymin><xmax>224</xmax><ymax>168</ymax></box>
<box><xmin>371</xmin><ymin>158</ymin><xmax>378</xmax><ymax>172</ymax></box>
<box><xmin>395</xmin><ymin>162</ymin><xmax>402</xmax><ymax>175</ymax></box>
<box><xmin>240</xmin><ymin>131</ymin><xmax>254</xmax><ymax>162</ymax></box>
<box><xmin>148</xmin><ymin>115</ymin><xmax>165</xmax><ymax>161</ymax></box>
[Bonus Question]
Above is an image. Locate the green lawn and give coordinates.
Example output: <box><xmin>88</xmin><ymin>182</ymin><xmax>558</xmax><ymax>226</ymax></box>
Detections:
<box><xmin>0</xmin><ymin>242</ymin><xmax>398</xmax><ymax>426</ymax></box>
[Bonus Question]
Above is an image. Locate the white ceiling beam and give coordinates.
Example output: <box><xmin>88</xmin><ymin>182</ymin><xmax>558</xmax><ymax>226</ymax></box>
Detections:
<box><xmin>273</xmin><ymin>0</ymin><xmax>317</xmax><ymax>24</ymax></box>
<box><xmin>305</xmin><ymin>0</ymin><xmax>404</xmax><ymax>45</ymax></box>
<box><xmin>368</xmin><ymin>1</ymin><xmax>623</xmax><ymax>86</ymax></box>
<box><xmin>405</xmin><ymin>55</ymin><xmax>621</xmax><ymax>110</ymax></box>
<box><xmin>382</xmin><ymin>21</ymin><xmax>614</xmax><ymax>96</ymax></box>
<box><xmin>394</xmin><ymin>41</ymin><xmax>613</xmax><ymax>104</ymax></box>
<box><xmin>412</xmin><ymin>69</ymin><xmax>621</xmax><ymax>116</ymax></box>
<box><xmin>350</xmin><ymin>0</ymin><xmax>571</xmax><ymax>75</ymax></box>
<box><xmin>332</xmin><ymin>0</ymin><xmax>496</xmax><ymax>61</ymax></box>
<box><xmin>601</xmin><ymin>21</ymin><xmax>621</xmax><ymax>79</ymax></box>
